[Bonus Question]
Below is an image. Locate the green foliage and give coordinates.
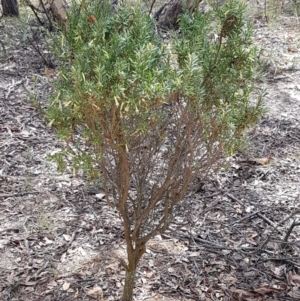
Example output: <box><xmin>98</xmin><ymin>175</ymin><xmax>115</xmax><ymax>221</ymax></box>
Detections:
<box><xmin>48</xmin><ymin>0</ymin><xmax>262</xmax><ymax>168</ymax></box>
<box><xmin>176</xmin><ymin>1</ymin><xmax>263</xmax><ymax>152</ymax></box>
<box><xmin>48</xmin><ymin>1</ymin><xmax>175</xmax><ymax>174</ymax></box>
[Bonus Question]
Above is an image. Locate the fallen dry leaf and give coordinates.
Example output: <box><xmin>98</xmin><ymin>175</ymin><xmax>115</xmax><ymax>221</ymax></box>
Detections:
<box><xmin>63</xmin><ymin>234</ymin><xmax>71</xmax><ymax>241</ymax></box>
<box><xmin>44</xmin><ymin>237</ymin><xmax>54</xmax><ymax>245</ymax></box>
<box><xmin>289</xmin><ymin>273</ymin><xmax>300</xmax><ymax>285</ymax></box>
<box><xmin>43</xmin><ymin>68</ymin><xmax>55</xmax><ymax>76</ymax></box>
<box><xmin>252</xmin><ymin>156</ymin><xmax>273</xmax><ymax>165</ymax></box>
<box><xmin>62</xmin><ymin>282</ymin><xmax>70</xmax><ymax>291</ymax></box>
<box><xmin>254</xmin><ymin>286</ymin><xmax>280</xmax><ymax>294</ymax></box>
<box><xmin>24</xmin><ymin>281</ymin><xmax>36</xmax><ymax>286</ymax></box>
<box><xmin>237</xmin><ymin>156</ymin><xmax>273</xmax><ymax>165</ymax></box>
<box><xmin>86</xmin><ymin>286</ymin><xmax>103</xmax><ymax>298</ymax></box>
<box><xmin>95</xmin><ymin>193</ymin><xmax>105</xmax><ymax>199</ymax></box>
<box><xmin>47</xmin><ymin>280</ymin><xmax>57</xmax><ymax>289</ymax></box>
<box><xmin>60</xmin><ymin>252</ymin><xmax>67</xmax><ymax>262</ymax></box>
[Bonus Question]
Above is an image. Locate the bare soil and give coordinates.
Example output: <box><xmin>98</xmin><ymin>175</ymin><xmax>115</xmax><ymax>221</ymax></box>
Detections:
<box><xmin>1</xmin><ymin>7</ymin><xmax>300</xmax><ymax>301</ymax></box>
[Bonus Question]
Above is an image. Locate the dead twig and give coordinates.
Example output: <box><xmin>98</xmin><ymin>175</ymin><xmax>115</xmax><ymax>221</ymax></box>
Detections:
<box><xmin>26</xmin><ymin>35</ymin><xmax>55</xmax><ymax>68</ymax></box>
<box><xmin>39</xmin><ymin>0</ymin><xmax>54</xmax><ymax>31</ymax></box>
<box><xmin>262</xmin><ymin>257</ymin><xmax>300</xmax><ymax>267</ymax></box>
<box><xmin>226</xmin><ymin>192</ymin><xmax>245</xmax><ymax>207</ymax></box>
<box><xmin>229</xmin><ymin>209</ymin><xmax>262</xmax><ymax>225</ymax></box>
<box><xmin>0</xmin><ymin>191</ymin><xmax>40</xmax><ymax>198</ymax></box>
<box><xmin>257</xmin><ymin>212</ymin><xmax>283</xmax><ymax>234</ymax></box>
<box><xmin>283</xmin><ymin>220</ymin><xmax>300</xmax><ymax>244</ymax></box>
<box><xmin>24</xmin><ymin>239</ymin><xmax>33</xmax><ymax>266</ymax></box>
<box><xmin>149</xmin><ymin>0</ymin><xmax>157</xmax><ymax>15</ymax></box>
<box><xmin>23</xmin><ymin>0</ymin><xmax>44</xmax><ymax>26</ymax></box>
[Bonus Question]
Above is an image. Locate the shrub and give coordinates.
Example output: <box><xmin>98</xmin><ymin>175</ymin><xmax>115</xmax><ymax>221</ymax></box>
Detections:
<box><xmin>48</xmin><ymin>1</ymin><xmax>263</xmax><ymax>300</ymax></box>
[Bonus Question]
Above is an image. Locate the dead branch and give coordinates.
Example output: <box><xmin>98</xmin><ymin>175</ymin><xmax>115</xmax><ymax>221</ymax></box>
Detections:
<box><xmin>283</xmin><ymin>220</ymin><xmax>300</xmax><ymax>243</ymax></box>
<box><xmin>23</xmin><ymin>0</ymin><xmax>44</xmax><ymax>26</ymax></box>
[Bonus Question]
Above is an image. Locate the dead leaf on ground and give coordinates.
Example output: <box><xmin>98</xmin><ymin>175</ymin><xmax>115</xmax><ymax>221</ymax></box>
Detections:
<box><xmin>288</xmin><ymin>272</ymin><xmax>300</xmax><ymax>285</ymax></box>
<box><xmin>62</xmin><ymin>282</ymin><xmax>70</xmax><ymax>291</ymax></box>
<box><xmin>254</xmin><ymin>285</ymin><xmax>281</xmax><ymax>294</ymax></box>
<box><xmin>43</xmin><ymin>68</ymin><xmax>55</xmax><ymax>76</ymax></box>
<box><xmin>252</xmin><ymin>156</ymin><xmax>273</xmax><ymax>165</ymax></box>
<box><xmin>86</xmin><ymin>286</ymin><xmax>103</xmax><ymax>298</ymax></box>
<box><xmin>95</xmin><ymin>193</ymin><xmax>105</xmax><ymax>199</ymax></box>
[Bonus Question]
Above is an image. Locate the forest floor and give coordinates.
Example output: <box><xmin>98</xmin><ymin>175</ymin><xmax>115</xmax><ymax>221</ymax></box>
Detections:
<box><xmin>1</xmin><ymin>4</ymin><xmax>300</xmax><ymax>301</ymax></box>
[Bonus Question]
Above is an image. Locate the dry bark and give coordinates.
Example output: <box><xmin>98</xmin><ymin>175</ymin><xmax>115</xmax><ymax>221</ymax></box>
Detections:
<box><xmin>1</xmin><ymin>0</ymin><xmax>19</xmax><ymax>17</ymax></box>
<box><xmin>154</xmin><ymin>0</ymin><xmax>202</xmax><ymax>30</ymax></box>
<box><xmin>49</xmin><ymin>0</ymin><xmax>67</xmax><ymax>25</ymax></box>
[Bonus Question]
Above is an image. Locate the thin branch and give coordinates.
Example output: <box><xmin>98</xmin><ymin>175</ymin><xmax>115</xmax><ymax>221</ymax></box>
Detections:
<box><xmin>283</xmin><ymin>220</ymin><xmax>300</xmax><ymax>243</ymax></box>
<box><xmin>149</xmin><ymin>0</ymin><xmax>157</xmax><ymax>15</ymax></box>
<box><xmin>39</xmin><ymin>0</ymin><xmax>54</xmax><ymax>31</ymax></box>
<box><xmin>229</xmin><ymin>209</ymin><xmax>262</xmax><ymax>226</ymax></box>
<box><xmin>257</xmin><ymin>212</ymin><xmax>283</xmax><ymax>235</ymax></box>
<box><xmin>27</xmin><ymin>36</ymin><xmax>54</xmax><ymax>68</ymax></box>
<box><xmin>23</xmin><ymin>0</ymin><xmax>44</xmax><ymax>26</ymax></box>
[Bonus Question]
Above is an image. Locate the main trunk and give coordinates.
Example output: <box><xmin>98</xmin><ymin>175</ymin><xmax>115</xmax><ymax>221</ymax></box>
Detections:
<box><xmin>122</xmin><ymin>269</ymin><xmax>136</xmax><ymax>301</ymax></box>
<box><xmin>1</xmin><ymin>0</ymin><xmax>19</xmax><ymax>17</ymax></box>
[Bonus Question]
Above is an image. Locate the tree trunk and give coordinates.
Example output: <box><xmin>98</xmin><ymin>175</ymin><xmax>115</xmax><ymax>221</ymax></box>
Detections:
<box><xmin>122</xmin><ymin>269</ymin><xmax>136</xmax><ymax>301</ymax></box>
<box><xmin>154</xmin><ymin>0</ymin><xmax>202</xmax><ymax>30</ymax></box>
<box><xmin>121</xmin><ymin>243</ymin><xmax>145</xmax><ymax>301</ymax></box>
<box><xmin>1</xmin><ymin>0</ymin><xmax>19</xmax><ymax>17</ymax></box>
